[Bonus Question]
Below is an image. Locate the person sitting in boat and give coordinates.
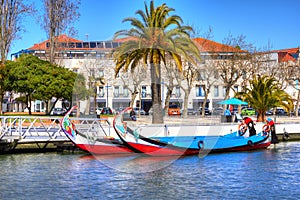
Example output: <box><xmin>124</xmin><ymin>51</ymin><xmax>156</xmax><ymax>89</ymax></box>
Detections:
<box><xmin>243</xmin><ymin>117</ymin><xmax>256</xmax><ymax>137</ymax></box>
<box><xmin>266</xmin><ymin>118</ymin><xmax>279</xmax><ymax>145</ymax></box>
<box><xmin>238</xmin><ymin>121</ymin><xmax>248</xmax><ymax>136</ymax></box>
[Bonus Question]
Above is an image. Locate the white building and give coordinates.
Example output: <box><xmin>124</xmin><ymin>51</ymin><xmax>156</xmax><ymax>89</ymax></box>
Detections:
<box><xmin>8</xmin><ymin>35</ymin><xmax>300</xmax><ymax>114</ymax></box>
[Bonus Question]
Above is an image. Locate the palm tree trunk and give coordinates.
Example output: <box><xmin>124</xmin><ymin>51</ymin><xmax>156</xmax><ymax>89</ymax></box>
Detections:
<box><xmin>150</xmin><ymin>63</ymin><xmax>163</xmax><ymax>124</ymax></box>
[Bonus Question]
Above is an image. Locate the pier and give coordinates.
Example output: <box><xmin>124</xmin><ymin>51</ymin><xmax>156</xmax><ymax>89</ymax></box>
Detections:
<box><xmin>0</xmin><ymin>115</ymin><xmax>112</xmax><ymax>153</ymax></box>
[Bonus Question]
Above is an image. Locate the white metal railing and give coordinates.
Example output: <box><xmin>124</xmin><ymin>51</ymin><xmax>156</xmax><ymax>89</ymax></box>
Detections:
<box><xmin>0</xmin><ymin>116</ymin><xmax>112</xmax><ymax>142</ymax></box>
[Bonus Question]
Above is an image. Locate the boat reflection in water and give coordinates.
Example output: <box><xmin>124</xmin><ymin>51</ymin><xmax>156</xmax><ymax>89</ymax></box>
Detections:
<box><xmin>80</xmin><ymin>153</ymin><xmax>182</xmax><ymax>173</ymax></box>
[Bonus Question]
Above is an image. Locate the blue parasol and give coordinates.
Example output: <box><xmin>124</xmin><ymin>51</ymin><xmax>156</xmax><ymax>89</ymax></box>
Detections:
<box><xmin>217</xmin><ymin>97</ymin><xmax>248</xmax><ymax>105</ymax></box>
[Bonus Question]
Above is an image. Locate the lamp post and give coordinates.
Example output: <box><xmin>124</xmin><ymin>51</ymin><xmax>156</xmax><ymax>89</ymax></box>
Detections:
<box><xmin>105</xmin><ymin>82</ymin><xmax>111</xmax><ymax>107</ymax></box>
<box><xmin>161</xmin><ymin>79</ymin><xmax>165</xmax><ymax>109</ymax></box>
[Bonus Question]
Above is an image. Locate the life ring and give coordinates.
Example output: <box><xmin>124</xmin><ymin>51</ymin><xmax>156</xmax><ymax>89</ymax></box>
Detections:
<box><xmin>198</xmin><ymin>140</ymin><xmax>204</xmax><ymax>151</ymax></box>
<box><xmin>247</xmin><ymin>140</ymin><xmax>254</xmax><ymax>146</ymax></box>
<box><xmin>238</xmin><ymin>123</ymin><xmax>247</xmax><ymax>136</ymax></box>
<box><xmin>262</xmin><ymin>124</ymin><xmax>270</xmax><ymax>132</ymax></box>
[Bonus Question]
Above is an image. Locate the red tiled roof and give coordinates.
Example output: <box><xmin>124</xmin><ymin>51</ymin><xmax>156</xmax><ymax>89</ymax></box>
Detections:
<box><xmin>27</xmin><ymin>34</ymin><xmax>246</xmax><ymax>53</ymax></box>
<box><xmin>273</xmin><ymin>47</ymin><xmax>298</xmax><ymax>54</ymax></box>
<box><xmin>272</xmin><ymin>47</ymin><xmax>299</xmax><ymax>63</ymax></box>
<box><xmin>28</xmin><ymin>34</ymin><xmax>83</xmax><ymax>50</ymax></box>
<box><xmin>193</xmin><ymin>38</ymin><xmax>246</xmax><ymax>53</ymax></box>
<box><xmin>278</xmin><ymin>52</ymin><xmax>296</xmax><ymax>62</ymax></box>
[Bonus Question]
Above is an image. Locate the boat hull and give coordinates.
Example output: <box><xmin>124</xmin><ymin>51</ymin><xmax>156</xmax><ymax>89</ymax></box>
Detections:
<box><xmin>61</xmin><ymin>106</ymin><xmax>133</xmax><ymax>155</ymax></box>
<box><xmin>75</xmin><ymin>143</ymin><xmax>133</xmax><ymax>154</ymax></box>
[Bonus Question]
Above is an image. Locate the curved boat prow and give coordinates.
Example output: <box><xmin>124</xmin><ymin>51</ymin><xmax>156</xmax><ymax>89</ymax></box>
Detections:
<box><xmin>61</xmin><ymin>106</ymin><xmax>78</xmax><ymax>143</ymax></box>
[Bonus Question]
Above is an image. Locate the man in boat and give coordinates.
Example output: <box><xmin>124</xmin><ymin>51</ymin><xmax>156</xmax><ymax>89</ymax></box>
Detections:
<box><xmin>266</xmin><ymin>118</ymin><xmax>279</xmax><ymax>145</ymax></box>
<box><xmin>243</xmin><ymin>117</ymin><xmax>256</xmax><ymax>136</ymax></box>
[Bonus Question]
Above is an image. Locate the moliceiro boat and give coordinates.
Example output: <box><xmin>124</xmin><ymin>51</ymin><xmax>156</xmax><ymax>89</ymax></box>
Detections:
<box><xmin>113</xmin><ymin>108</ymin><xmax>271</xmax><ymax>156</ymax></box>
<box><xmin>61</xmin><ymin>106</ymin><xmax>133</xmax><ymax>154</ymax></box>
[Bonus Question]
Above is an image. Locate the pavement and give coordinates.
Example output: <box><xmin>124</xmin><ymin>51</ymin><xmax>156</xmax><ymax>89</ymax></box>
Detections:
<box><xmin>134</xmin><ymin>114</ymin><xmax>300</xmax><ymax>125</ymax></box>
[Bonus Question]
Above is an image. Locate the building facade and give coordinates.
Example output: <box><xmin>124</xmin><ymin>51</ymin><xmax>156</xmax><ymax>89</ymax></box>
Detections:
<box><xmin>7</xmin><ymin>35</ymin><xmax>300</xmax><ymax>114</ymax></box>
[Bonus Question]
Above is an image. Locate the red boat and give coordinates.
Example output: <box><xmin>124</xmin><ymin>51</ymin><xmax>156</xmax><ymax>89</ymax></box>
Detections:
<box><xmin>61</xmin><ymin>106</ymin><xmax>133</xmax><ymax>155</ymax></box>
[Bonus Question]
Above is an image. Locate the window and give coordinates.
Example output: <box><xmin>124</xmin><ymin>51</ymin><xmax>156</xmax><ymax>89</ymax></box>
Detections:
<box><xmin>214</xmin><ymin>71</ymin><xmax>219</xmax><ymax>79</ymax></box>
<box><xmin>105</xmin><ymin>42</ymin><xmax>112</xmax><ymax>48</ymax></box>
<box><xmin>141</xmin><ymin>86</ymin><xmax>147</xmax><ymax>98</ymax></box>
<box><xmin>90</xmin><ymin>42</ymin><xmax>96</xmax><ymax>48</ymax></box>
<box><xmin>234</xmin><ymin>85</ymin><xmax>238</xmax><ymax>93</ymax></box>
<box><xmin>214</xmin><ymin>85</ymin><xmax>219</xmax><ymax>97</ymax></box>
<box><xmin>83</xmin><ymin>42</ymin><xmax>89</xmax><ymax>48</ymax></box>
<box><xmin>97</xmin><ymin>42</ymin><xmax>104</xmax><ymax>48</ymax></box>
<box><xmin>122</xmin><ymin>72</ymin><xmax>128</xmax><ymax>79</ymax></box>
<box><xmin>99</xmin><ymin>70</ymin><xmax>104</xmax><ymax>78</ymax></box>
<box><xmin>98</xmin><ymin>86</ymin><xmax>104</xmax><ymax>97</ymax></box>
<box><xmin>112</xmin><ymin>42</ymin><xmax>119</xmax><ymax>48</ymax></box>
<box><xmin>76</xmin><ymin>42</ymin><xmax>82</xmax><ymax>48</ymax></box>
<box><xmin>68</xmin><ymin>42</ymin><xmax>75</xmax><ymax>48</ymax></box>
<box><xmin>114</xmin><ymin>86</ymin><xmax>119</xmax><ymax>97</ymax></box>
<box><xmin>196</xmin><ymin>85</ymin><xmax>205</xmax><ymax>97</ymax></box>
<box><xmin>199</xmin><ymin>69</ymin><xmax>206</xmax><ymax>80</ymax></box>
<box><xmin>223</xmin><ymin>86</ymin><xmax>226</xmax><ymax>97</ymax></box>
<box><xmin>175</xmin><ymin>86</ymin><xmax>181</xmax><ymax>98</ymax></box>
<box><xmin>123</xmin><ymin>87</ymin><xmax>129</xmax><ymax>97</ymax></box>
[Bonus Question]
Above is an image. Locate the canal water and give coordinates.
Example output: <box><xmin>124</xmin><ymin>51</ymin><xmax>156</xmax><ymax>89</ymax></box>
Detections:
<box><xmin>0</xmin><ymin>142</ymin><xmax>299</xmax><ymax>200</ymax></box>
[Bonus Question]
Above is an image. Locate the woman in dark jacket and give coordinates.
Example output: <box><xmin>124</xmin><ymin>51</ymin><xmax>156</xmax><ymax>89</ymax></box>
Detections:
<box><xmin>266</xmin><ymin>118</ymin><xmax>279</xmax><ymax>144</ymax></box>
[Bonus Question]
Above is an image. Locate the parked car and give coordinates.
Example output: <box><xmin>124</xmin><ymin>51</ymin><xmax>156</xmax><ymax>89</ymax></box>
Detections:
<box><xmin>198</xmin><ymin>107</ymin><xmax>211</xmax><ymax>115</ymax></box>
<box><xmin>212</xmin><ymin>107</ymin><xmax>224</xmax><ymax>115</ymax></box>
<box><xmin>265</xmin><ymin>109</ymin><xmax>273</xmax><ymax>116</ymax></box>
<box><xmin>51</xmin><ymin>108</ymin><xmax>67</xmax><ymax>116</ymax></box>
<box><xmin>241</xmin><ymin>108</ymin><xmax>256</xmax><ymax>116</ymax></box>
<box><xmin>275</xmin><ymin>108</ymin><xmax>287</xmax><ymax>115</ymax></box>
<box><xmin>133</xmin><ymin>107</ymin><xmax>146</xmax><ymax>115</ymax></box>
<box><xmin>101</xmin><ymin>107</ymin><xmax>113</xmax><ymax>115</ymax></box>
<box><xmin>168</xmin><ymin>104</ymin><xmax>181</xmax><ymax>116</ymax></box>
<box><xmin>187</xmin><ymin>108</ymin><xmax>198</xmax><ymax>115</ymax></box>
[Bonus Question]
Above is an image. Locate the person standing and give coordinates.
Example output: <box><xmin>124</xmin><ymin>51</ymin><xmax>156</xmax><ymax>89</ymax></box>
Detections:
<box><xmin>224</xmin><ymin>107</ymin><xmax>231</xmax><ymax>122</ymax></box>
<box><xmin>96</xmin><ymin>108</ymin><xmax>101</xmax><ymax>119</ymax></box>
<box><xmin>266</xmin><ymin>118</ymin><xmax>279</xmax><ymax>145</ymax></box>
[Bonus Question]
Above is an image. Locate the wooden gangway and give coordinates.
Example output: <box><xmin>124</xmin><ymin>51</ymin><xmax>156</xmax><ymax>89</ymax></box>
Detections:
<box><xmin>0</xmin><ymin>115</ymin><xmax>112</xmax><ymax>152</ymax></box>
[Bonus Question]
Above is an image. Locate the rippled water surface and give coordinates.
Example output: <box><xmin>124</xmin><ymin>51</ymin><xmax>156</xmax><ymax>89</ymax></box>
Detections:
<box><xmin>0</xmin><ymin>142</ymin><xmax>299</xmax><ymax>200</ymax></box>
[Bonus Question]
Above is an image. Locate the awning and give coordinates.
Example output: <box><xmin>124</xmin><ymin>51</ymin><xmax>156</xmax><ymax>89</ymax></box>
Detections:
<box><xmin>193</xmin><ymin>99</ymin><xmax>210</xmax><ymax>103</ymax></box>
<box><xmin>96</xmin><ymin>99</ymin><xmax>106</xmax><ymax>103</ymax></box>
<box><xmin>169</xmin><ymin>99</ymin><xmax>183</xmax><ymax>103</ymax></box>
<box><xmin>113</xmin><ymin>98</ymin><xmax>130</xmax><ymax>103</ymax></box>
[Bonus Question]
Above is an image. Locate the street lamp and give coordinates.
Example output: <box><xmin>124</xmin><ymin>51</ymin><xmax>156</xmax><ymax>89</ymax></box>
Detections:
<box><xmin>105</xmin><ymin>82</ymin><xmax>111</xmax><ymax>107</ymax></box>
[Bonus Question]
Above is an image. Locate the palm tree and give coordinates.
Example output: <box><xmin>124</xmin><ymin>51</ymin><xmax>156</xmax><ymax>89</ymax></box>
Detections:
<box><xmin>112</xmin><ymin>1</ymin><xmax>200</xmax><ymax>124</ymax></box>
<box><xmin>236</xmin><ymin>75</ymin><xmax>293</xmax><ymax>122</ymax></box>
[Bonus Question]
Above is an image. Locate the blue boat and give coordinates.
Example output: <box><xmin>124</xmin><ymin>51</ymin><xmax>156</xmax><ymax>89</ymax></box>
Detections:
<box><xmin>113</xmin><ymin>107</ymin><xmax>271</xmax><ymax>156</ymax></box>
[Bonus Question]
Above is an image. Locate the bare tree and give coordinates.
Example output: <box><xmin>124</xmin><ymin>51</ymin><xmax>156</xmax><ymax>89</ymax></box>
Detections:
<box><xmin>42</xmin><ymin>0</ymin><xmax>80</xmax><ymax>64</ymax></box>
<box><xmin>0</xmin><ymin>0</ymin><xmax>34</xmax><ymax>62</ymax></box>
<box><xmin>119</xmin><ymin>64</ymin><xmax>146</xmax><ymax>109</ymax></box>
<box><xmin>175</xmin><ymin>62</ymin><xmax>199</xmax><ymax>118</ymax></box>
<box><xmin>0</xmin><ymin>0</ymin><xmax>34</xmax><ymax>114</ymax></box>
<box><xmin>162</xmin><ymin>61</ymin><xmax>177</xmax><ymax>116</ymax></box>
<box><xmin>217</xmin><ymin>34</ymin><xmax>255</xmax><ymax>100</ymax></box>
<box><xmin>282</xmin><ymin>60</ymin><xmax>300</xmax><ymax>116</ymax></box>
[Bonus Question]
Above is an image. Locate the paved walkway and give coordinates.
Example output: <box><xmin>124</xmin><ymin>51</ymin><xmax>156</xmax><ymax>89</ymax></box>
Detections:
<box><xmin>135</xmin><ymin>115</ymin><xmax>300</xmax><ymax>125</ymax></box>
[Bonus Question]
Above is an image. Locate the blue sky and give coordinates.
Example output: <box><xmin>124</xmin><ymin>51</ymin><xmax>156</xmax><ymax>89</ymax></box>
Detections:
<box><xmin>10</xmin><ymin>0</ymin><xmax>300</xmax><ymax>58</ymax></box>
